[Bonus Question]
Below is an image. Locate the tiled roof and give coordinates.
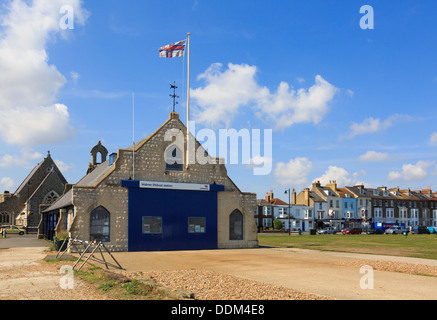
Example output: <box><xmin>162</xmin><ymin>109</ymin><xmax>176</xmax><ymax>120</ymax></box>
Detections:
<box><xmin>43</xmin><ymin>189</ymin><xmax>73</xmax><ymax>213</ymax></box>
<box><xmin>269</xmin><ymin>198</ymin><xmax>289</xmax><ymax>206</ymax></box>
<box><xmin>75</xmin><ymin>160</ymin><xmax>112</xmax><ymax>187</ymax></box>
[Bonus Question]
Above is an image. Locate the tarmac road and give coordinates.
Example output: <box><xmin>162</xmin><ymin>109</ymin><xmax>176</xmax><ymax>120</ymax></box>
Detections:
<box><xmin>0</xmin><ymin>234</ymin><xmax>49</xmax><ymax>249</ymax></box>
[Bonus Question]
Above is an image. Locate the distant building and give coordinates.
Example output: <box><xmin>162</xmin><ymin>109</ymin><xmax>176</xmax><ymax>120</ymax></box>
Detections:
<box><xmin>255</xmin><ymin>190</ymin><xmax>315</xmax><ymax>232</ymax></box>
<box><xmin>294</xmin><ymin>186</ymin><xmax>327</xmax><ymax>230</ymax></box>
<box><xmin>0</xmin><ymin>152</ymin><xmax>67</xmax><ymax>233</ymax></box>
<box><xmin>254</xmin><ymin>199</ymin><xmax>273</xmax><ymax>230</ymax></box>
<box><xmin>255</xmin><ymin>191</ymin><xmax>288</xmax><ymax>230</ymax></box>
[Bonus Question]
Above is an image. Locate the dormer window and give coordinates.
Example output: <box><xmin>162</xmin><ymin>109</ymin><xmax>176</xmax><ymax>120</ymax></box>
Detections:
<box><xmin>373</xmin><ymin>190</ymin><xmax>379</xmax><ymax>196</ymax></box>
<box><xmin>165</xmin><ymin>145</ymin><xmax>183</xmax><ymax>171</ymax></box>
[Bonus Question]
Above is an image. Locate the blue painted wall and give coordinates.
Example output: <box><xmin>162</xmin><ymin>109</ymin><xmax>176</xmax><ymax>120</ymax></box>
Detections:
<box><xmin>341</xmin><ymin>197</ymin><xmax>357</xmax><ymax>218</ymax></box>
<box><xmin>127</xmin><ymin>186</ymin><xmax>219</xmax><ymax>252</ymax></box>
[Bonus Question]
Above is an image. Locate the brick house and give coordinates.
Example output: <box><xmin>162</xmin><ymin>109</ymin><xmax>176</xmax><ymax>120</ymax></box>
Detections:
<box><xmin>255</xmin><ymin>190</ymin><xmax>289</xmax><ymax>231</ymax></box>
<box><xmin>254</xmin><ymin>198</ymin><xmax>273</xmax><ymax>231</ymax></box>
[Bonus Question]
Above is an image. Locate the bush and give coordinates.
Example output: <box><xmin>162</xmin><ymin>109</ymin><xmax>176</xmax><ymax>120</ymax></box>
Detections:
<box><xmin>273</xmin><ymin>220</ymin><xmax>283</xmax><ymax>230</ymax></box>
<box><xmin>56</xmin><ymin>230</ymin><xmax>69</xmax><ymax>240</ymax></box>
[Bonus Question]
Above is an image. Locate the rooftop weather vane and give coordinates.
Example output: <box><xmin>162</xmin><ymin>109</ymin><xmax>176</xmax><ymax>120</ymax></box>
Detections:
<box><xmin>170</xmin><ymin>81</ymin><xmax>179</xmax><ymax>112</ymax></box>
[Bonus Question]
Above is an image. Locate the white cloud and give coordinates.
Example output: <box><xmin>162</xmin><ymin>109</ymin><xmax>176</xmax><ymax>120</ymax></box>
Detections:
<box><xmin>344</xmin><ymin>114</ymin><xmax>412</xmax><ymax>139</ymax></box>
<box><xmin>0</xmin><ymin>0</ymin><xmax>88</xmax><ymax>146</ymax></box>
<box><xmin>359</xmin><ymin>151</ymin><xmax>389</xmax><ymax>162</ymax></box>
<box><xmin>314</xmin><ymin>166</ymin><xmax>366</xmax><ymax>187</ymax></box>
<box><xmin>249</xmin><ymin>155</ymin><xmax>272</xmax><ymax>166</ymax></box>
<box><xmin>191</xmin><ymin>63</ymin><xmax>260</xmax><ymax>128</ymax></box>
<box><xmin>0</xmin><ymin>177</ymin><xmax>15</xmax><ymax>191</ymax></box>
<box><xmin>191</xmin><ymin>63</ymin><xmax>338</xmax><ymax>129</ymax></box>
<box><xmin>430</xmin><ymin>132</ymin><xmax>437</xmax><ymax>145</ymax></box>
<box><xmin>257</xmin><ymin>75</ymin><xmax>338</xmax><ymax>130</ymax></box>
<box><xmin>0</xmin><ymin>104</ymin><xmax>75</xmax><ymax>145</ymax></box>
<box><xmin>0</xmin><ymin>148</ymin><xmax>43</xmax><ymax>168</ymax></box>
<box><xmin>274</xmin><ymin>157</ymin><xmax>313</xmax><ymax>188</ymax></box>
<box><xmin>70</xmin><ymin>71</ymin><xmax>80</xmax><ymax>85</ymax></box>
<box><xmin>55</xmin><ymin>159</ymin><xmax>74</xmax><ymax>172</ymax></box>
<box><xmin>387</xmin><ymin>160</ymin><xmax>433</xmax><ymax>182</ymax></box>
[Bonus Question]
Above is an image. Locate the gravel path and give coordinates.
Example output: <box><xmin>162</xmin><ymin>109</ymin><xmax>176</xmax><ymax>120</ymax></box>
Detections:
<box><xmin>123</xmin><ymin>269</ymin><xmax>331</xmax><ymax>300</ymax></box>
<box><xmin>333</xmin><ymin>259</ymin><xmax>437</xmax><ymax>277</ymax></box>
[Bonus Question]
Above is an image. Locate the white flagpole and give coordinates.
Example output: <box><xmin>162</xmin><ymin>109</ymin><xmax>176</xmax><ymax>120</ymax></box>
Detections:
<box><xmin>132</xmin><ymin>92</ymin><xmax>135</xmax><ymax>180</ymax></box>
<box><xmin>186</xmin><ymin>32</ymin><xmax>191</xmax><ymax>169</ymax></box>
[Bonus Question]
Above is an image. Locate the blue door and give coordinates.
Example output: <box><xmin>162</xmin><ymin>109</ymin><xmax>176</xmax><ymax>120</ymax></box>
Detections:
<box><xmin>127</xmin><ymin>187</ymin><xmax>219</xmax><ymax>251</ymax></box>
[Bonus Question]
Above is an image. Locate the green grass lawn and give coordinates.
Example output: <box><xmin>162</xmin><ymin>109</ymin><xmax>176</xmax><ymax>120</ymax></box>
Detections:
<box><xmin>258</xmin><ymin>234</ymin><xmax>437</xmax><ymax>260</ymax></box>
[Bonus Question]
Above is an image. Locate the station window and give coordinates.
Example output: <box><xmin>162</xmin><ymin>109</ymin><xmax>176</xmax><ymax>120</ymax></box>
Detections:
<box><xmin>142</xmin><ymin>216</ymin><xmax>162</xmax><ymax>234</ymax></box>
<box><xmin>229</xmin><ymin>210</ymin><xmax>244</xmax><ymax>241</ymax></box>
<box><xmin>188</xmin><ymin>217</ymin><xmax>206</xmax><ymax>233</ymax></box>
<box><xmin>90</xmin><ymin>206</ymin><xmax>110</xmax><ymax>242</ymax></box>
<box><xmin>165</xmin><ymin>145</ymin><xmax>183</xmax><ymax>171</ymax></box>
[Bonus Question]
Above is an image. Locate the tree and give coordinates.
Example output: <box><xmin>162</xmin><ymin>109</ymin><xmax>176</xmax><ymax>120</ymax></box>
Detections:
<box><xmin>273</xmin><ymin>219</ymin><xmax>283</xmax><ymax>230</ymax></box>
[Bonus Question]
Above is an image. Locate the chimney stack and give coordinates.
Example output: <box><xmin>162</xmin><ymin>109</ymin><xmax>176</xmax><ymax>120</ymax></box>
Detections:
<box><xmin>327</xmin><ymin>180</ymin><xmax>337</xmax><ymax>191</ymax></box>
<box><xmin>312</xmin><ymin>181</ymin><xmax>321</xmax><ymax>188</ymax></box>
<box><xmin>304</xmin><ymin>188</ymin><xmax>310</xmax><ymax>206</ymax></box>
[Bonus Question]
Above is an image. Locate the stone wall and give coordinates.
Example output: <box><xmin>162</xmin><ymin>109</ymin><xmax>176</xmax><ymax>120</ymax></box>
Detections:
<box><xmin>217</xmin><ymin>191</ymin><xmax>258</xmax><ymax>249</ymax></box>
<box><xmin>70</xmin><ymin>185</ymin><xmax>128</xmax><ymax>252</ymax></box>
<box><xmin>28</xmin><ymin>171</ymin><xmax>66</xmax><ymax>227</ymax></box>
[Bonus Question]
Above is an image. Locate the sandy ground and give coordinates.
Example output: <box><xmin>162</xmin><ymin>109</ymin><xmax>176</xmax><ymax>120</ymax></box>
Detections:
<box><xmin>112</xmin><ymin>247</ymin><xmax>437</xmax><ymax>300</ymax></box>
<box><xmin>2</xmin><ymin>235</ymin><xmax>437</xmax><ymax>300</ymax></box>
<box><xmin>0</xmin><ymin>235</ymin><xmax>111</xmax><ymax>300</ymax></box>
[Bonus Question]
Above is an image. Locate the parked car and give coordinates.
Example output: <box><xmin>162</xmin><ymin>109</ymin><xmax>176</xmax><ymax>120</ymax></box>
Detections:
<box><xmin>428</xmin><ymin>227</ymin><xmax>437</xmax><ymax>234</ymax></box>
<box><xmin>317</xmin><ymin>228</ymin><xmax>337</xmax><ymax>235</ymax></box>
<box><xmin>365</xmin><ymin>228</ymin><xmax>383</xmax><ymax>235</ymax></box>
<box><xmin>411</xmin><ymin>226</ymin><xmax>430</xmax><ymax>234</ymax></box>
<box><xmin>342</xmin><ymin>228</ymin><xmax>362</xmax><ymax>235</ymax></box>
<box><xmin>384</xmin><ymin>226</ymin><xmax>408</xmax><ymax>235</ymax></box>
<box><xmin>0</xmin><ymin>225</ymin><xmax>25</xmax><ymax>235</ymax></box>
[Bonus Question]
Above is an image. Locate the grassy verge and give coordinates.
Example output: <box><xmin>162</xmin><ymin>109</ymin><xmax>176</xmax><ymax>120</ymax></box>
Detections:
<box><xmin>74</xmin><ymin>266</ymin><xmax>193</xmax><ymax>300</ymax></box>
<box><xmin>258</xmin><ymin>233</ymin><xmax>437</xmax><ymax>260</ymax></box>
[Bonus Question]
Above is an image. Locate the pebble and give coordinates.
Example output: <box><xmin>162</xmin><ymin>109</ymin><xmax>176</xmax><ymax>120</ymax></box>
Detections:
<box><xmin>124</xmin><ymin>269</ymin><xmax>330</xmax><ymax>300</ymax></box>
<box><xmin>333</xmin><ymin>259</ymin><xmax>437</xmax><ymax>277</ymax></box>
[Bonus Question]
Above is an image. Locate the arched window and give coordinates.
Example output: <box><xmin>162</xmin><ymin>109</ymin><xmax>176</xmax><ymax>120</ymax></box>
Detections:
<box><xmin>229</xmin><ymin>210</ymin><xmax>244</xmax><ymax>241</ymax></box>
<box><xmin>0</xmin><ymin>212</ymin><xmax>9</xmax><ymax>224</ymax></box>
<box><xmin>96</xmin><ymin>152</ymin><xmax>103</xmax><ymax>164</ymax></box>
<box><xmin>43</xmin><ymin>191</ymin><xmax>59</xmax><ymax>205</ymax></box>
<box><xmin>90</xmin><ymin>206</ymin><xmax>110</xmax><ymax>242</ymax></box>
<box><xmin>165</xmin><ymin>144</ymin><xmax>183</xmax><ymax>171</ymax></box>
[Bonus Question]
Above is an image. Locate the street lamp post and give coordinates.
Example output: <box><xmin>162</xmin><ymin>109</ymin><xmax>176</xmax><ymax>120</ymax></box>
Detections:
<box><xmin>285</xmin><ymin>189</ymin><xmax>291</xmax><ymax>235</ymax></box>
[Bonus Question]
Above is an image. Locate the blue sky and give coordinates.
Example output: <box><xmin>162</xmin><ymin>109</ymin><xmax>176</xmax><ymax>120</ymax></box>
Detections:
<box><xmin>1</xmin><ymin>0</ymin><xmax>437</xmax><ymax>202</ymax></box>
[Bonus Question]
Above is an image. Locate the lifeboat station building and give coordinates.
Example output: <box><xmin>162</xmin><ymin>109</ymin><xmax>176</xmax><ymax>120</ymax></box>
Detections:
<box><xmin>42</xmin><ymin>112</ymin><xmax>258</xmax><ymax>252</ymax></box>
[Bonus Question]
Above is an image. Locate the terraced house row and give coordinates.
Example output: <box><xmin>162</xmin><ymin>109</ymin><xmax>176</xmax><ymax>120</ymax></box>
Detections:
<box><xmin>255</xmin><ymin>181</ymin><xmax>437</xmax><ymax>232</ymax></box>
